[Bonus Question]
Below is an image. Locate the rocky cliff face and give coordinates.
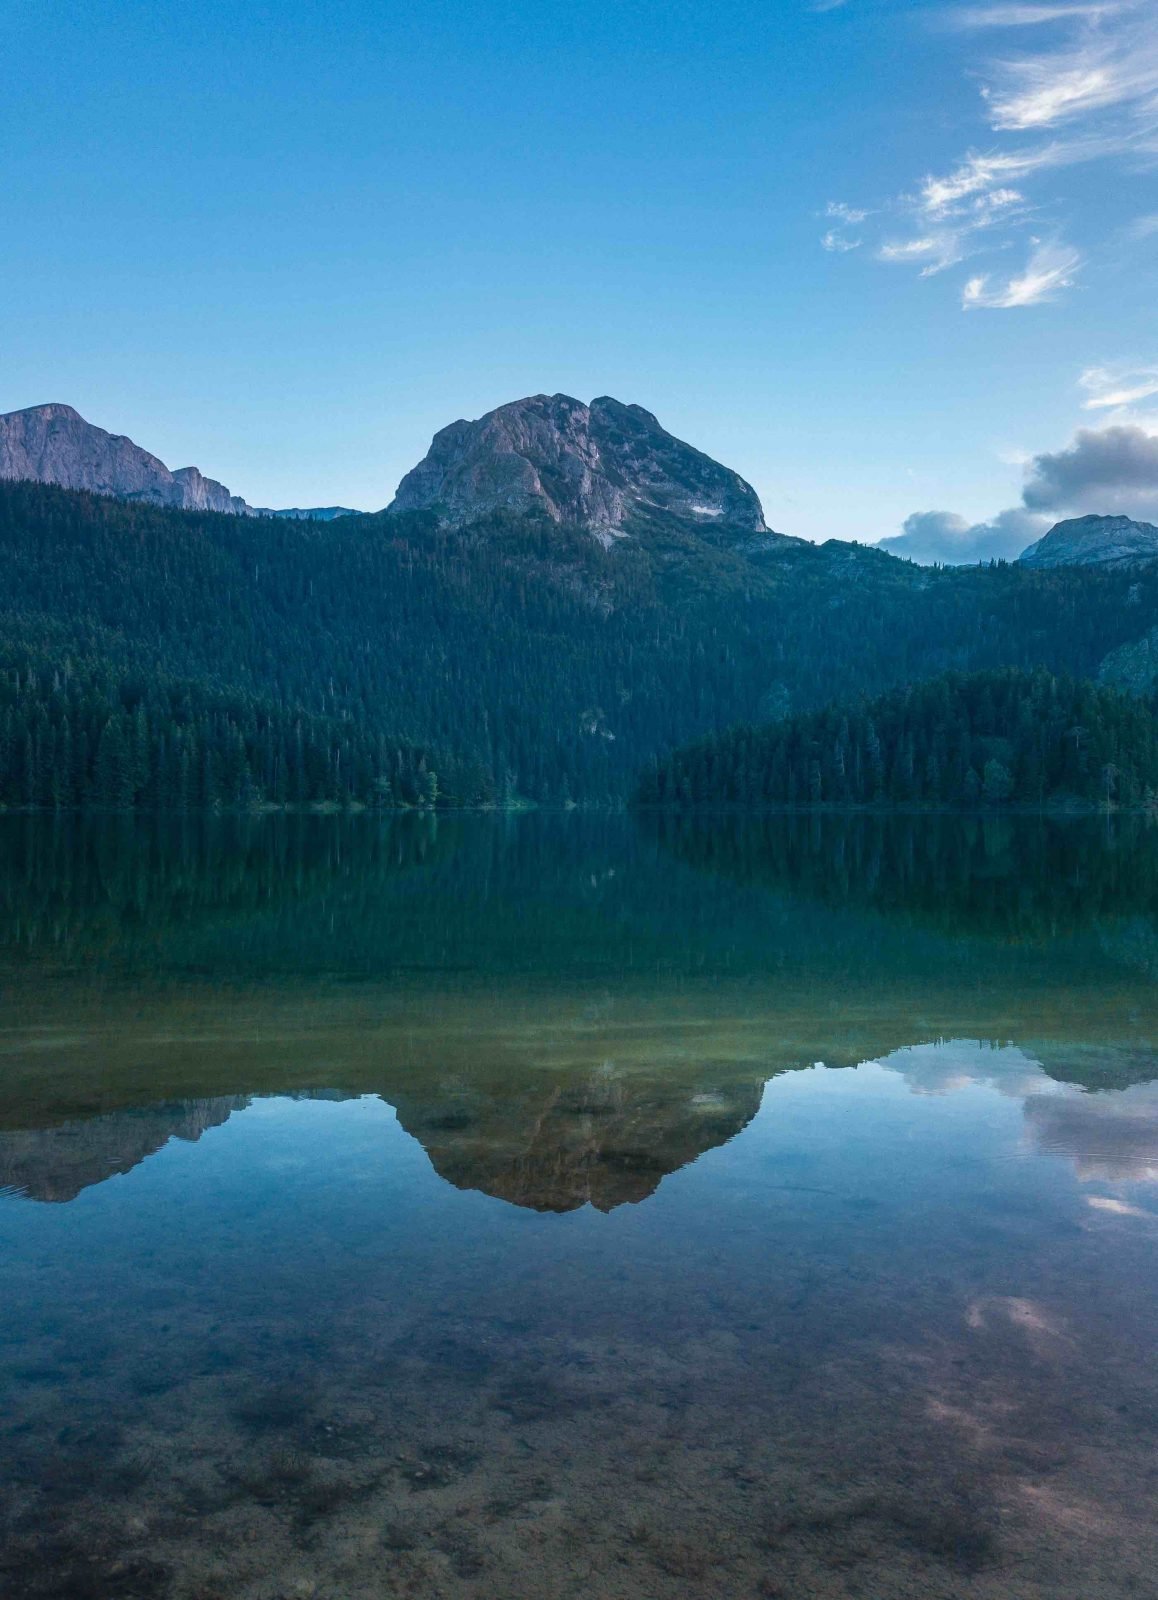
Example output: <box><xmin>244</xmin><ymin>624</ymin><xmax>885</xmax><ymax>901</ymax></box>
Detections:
<box><xmin>0</xmin><ymin>403</ymin><xmax>253</xmax><ymax>514</ymax></box>
<box><xmin>0</xmin><ymin>402</ymin><xmax>355</xmax><ymax>520</ymax></box>
<box><xmin>388</xmin><ymin>393</ymin><xmax>768</xmax><ymax>542</ymax></box>
<box><xmin>1019</xmin><ymin>514</ymin><xmax>1158</xmax><ymax>569</ymax></box>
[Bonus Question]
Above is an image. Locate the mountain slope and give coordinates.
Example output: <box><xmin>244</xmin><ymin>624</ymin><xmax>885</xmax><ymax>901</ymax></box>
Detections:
<box><xmin>5</xmin><ymin>476</ymin><xmax>1158</xmax><ymax>806</ymax></box>
<box><xmin>388</xmin><ymin>392</ymin><xmax>772</xmax><ymax>544</ymax></box>
<box><xmin>0</xmin><ymin>402</ymin><xmax>356</xmax><ymax>521</ymax></box>
<box><xmin>1019</xmin><ymin>514</ymin><xmax>1158</xmax><ymax>569</ymax></box>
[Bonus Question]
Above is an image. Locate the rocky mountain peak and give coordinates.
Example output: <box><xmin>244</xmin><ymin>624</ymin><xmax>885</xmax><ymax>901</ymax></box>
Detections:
<box><xmin>26</xmin><ymin>402</ymin><xmax>83</xmax><ymax>423</ymax></box>
<box><xmin>0</xmin><ymin>401</ymin><xmax>254</xmax><ymax>516</ymax></box>
<box><xmin>0</xmin><ymin>402</ymin><xmax>354</xmax><ymax>521</ymax></box>
<box><xmin>387</xmin><ymin>392</ymin><xmax>768</xmax><ymax>542</ymax></box>
<box><xmin>1019</xmin><ymin>513</ymin><xmax>1158</xmax><ymax>569</ymax></box>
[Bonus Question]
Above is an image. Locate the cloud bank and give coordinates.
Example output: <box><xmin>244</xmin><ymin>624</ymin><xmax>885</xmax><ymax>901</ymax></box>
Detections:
<box><xmin>1023</xmin><ymin>425</ymin><xmax>1158</xmax><ymax>517</ymax></box>
<box><xmin>884</xmin><ymin>402</ymin><xmax>1158</xmax><ymax>564</ymax></box>
<box><xmin>879</xmin><ymin>507</ymin><xmax>1049</xmax><ymax>564</ymax></box>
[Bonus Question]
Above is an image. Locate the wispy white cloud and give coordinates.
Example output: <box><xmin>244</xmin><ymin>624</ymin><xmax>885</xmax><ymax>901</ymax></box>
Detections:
<box><xmin>878</xmin><ymin>232</ymin><xmax>966</xmax><ymax>275</ymax></box>
<box><xmin>825</xmin><ymin>0</ymin><xmax>1157</xmax><ymax>305</ymax></box>
<box><xmin>1080</xmin><ymin>363</ymin><xmax>1158</xmax><ymax>409</ymax></box>
<box><xmin>918</xmin><ymin>131</ymin><xmax>1126</xmax><ymax>218</ymax></box>
<box><xmin>877</xmin><ymin>182</ymin><xmax>1030</xmax><ymax>278</ymax></box>
<box><xmin>982</xmin><ymin>5</ymin><xmax>1158</xmax><ymax>130</ymax></box>
<box><xmin>972</xmin><ymin>184</ymin><xmax>1028</xmax><ymax>217</ymax></box>
<box><xmin>820</xmin><ymin>200</ymin><xmax>869</xmax><ymax>254</ymax></box>
<box><xmin>922</xmin><ymin>162</ymin><xmax>1035</xmax><ymax>219</ymax></box>
<box><xmin>952</xmin><ymin>4</ymin><xmax>1125</xmax><ymax>28</ymax></box>
<box><xmin>920</xmin><ymin>151</ymin><xmax>1036</xmax><ymax>214</ymax></box>
<box><xmin>826</xmin><ymin>200</ymin><xmax>869</xmax><ymax>224</ymax></box>
<box><xmin>962</xmin><ymin>239</ymin><xmax>1081</xmax><ymax>306</ymax></box>
<box><xmin>986</xmin><ymin>67</ymin><xmax>1117</xmax><ymax>129</ymax></box>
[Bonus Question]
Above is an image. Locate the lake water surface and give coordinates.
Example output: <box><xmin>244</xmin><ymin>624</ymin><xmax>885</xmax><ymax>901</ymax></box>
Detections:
<box><xmin>1</xmin><ymin>813</ymin><xmax>1156</xmax><ymax>1599</ymax></box>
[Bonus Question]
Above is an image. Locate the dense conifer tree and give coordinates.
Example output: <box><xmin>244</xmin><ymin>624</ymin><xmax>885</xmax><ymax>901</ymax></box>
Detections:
<box><xmin>6</xmin><ymin>480</ymin><xmax>1158</xmax><ymax>807</ymax></box>
<box><xmin>638</xmin><ymin>670</ymin><xmax>1158</xmax><ymax>811</ymax></box>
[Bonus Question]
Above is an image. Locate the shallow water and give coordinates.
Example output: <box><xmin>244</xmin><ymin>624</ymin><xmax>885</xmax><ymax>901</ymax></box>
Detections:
<box><xmin>1</xmin><ymin>813</ymin><xmax>1157</xmax><ymax>1598</ymax></box>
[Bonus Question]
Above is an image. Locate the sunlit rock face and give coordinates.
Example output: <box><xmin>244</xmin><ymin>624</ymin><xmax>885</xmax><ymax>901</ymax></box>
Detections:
<box><xmin>0</xmin><ymin>1098</ymin><xmax>248</xmax><ymax>1202</ymax></box>
<box><xmin>387</xmin><ymin>393</ymin><xmax>768</xmax><ymax>540</ymax></box>
<box><xmin>1019</xmin><ymin>514</ymin><xmax>1158</xmax><ymax>569</ymax></box>
<box><xmin>0</xmin><ymin>403</ymin><xmax>356</xmax><ymax>520</ymax></box>
<box><xmin>0</xmin><ymin>404</ymin><xmax>252</xmax><ymax>515</ymax></box>
<box><xmin>388</xmin><ymin>1067</ymin><xmax>766</xmax><ymax>1212</ymax></box>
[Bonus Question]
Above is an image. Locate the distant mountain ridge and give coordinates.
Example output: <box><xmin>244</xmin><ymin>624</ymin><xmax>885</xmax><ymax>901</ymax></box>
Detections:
<box><xmin>387</xmin><ymin>392</ymin><xmax>772</xmax><ymax>544</ymax></box>
<box><xmin>0</xmin><ymin>402</ymin><xmax>355</xmax><ymax>521</ymax></box>
<box><xmin>6</xmin><ymin>397</ymin><xmax>1151</xmax><ymax>573</ymax></box>
<box><xmin>271</xmin><ymin>505</ymin><xmax>358</xmax><ymax>522</ymax></box>
<box><xmin>1019</xmin><ymin>514</ymin><xmax>1158</xmax><ymax>569</ymax></box>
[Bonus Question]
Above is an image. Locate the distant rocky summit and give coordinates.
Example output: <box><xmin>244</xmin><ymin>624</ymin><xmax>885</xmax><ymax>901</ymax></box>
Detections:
<box><xmin>388</xmin><ymin>392</ymin><xmax>769</xmax><ymax>542</ymax></box>
<box><xmin>5</xmin><ymin>392</ymin><xmax>765</xmax><ymax>541</ymax></box>
<box><xmin>0</xmin><ymin>402</ymin><xmax>253</xmax><ymax>514</ymax></box>
<box><xmin>1019</xmin><ymin>514</ymin><xmax>1158</xmax><ymax>569</ymax></box>
<box><xmin>270</xmin><ymin>505</ymin><xmax>357</xmax><ymax>522</ymax></box>
<box><xmin>0</xmin><ymin>402</ymin><xmax>354</xmax><ymax>521</ymax></box>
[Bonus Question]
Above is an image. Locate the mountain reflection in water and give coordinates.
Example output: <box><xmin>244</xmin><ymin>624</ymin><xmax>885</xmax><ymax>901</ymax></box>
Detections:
<box><xmin>1</xmin><ymin>814</ymin><xmax>1157</xmax><ymax>1600</ymax></box>
<box><xmin>0</xmin><ymin>1072</ymin><xmax>767</xmax><ymax>1212</ymax></box>
<box><xmin>5</xmin><ymin>1042</ymin><xmax>1158</xmax><ymax>1209</ymax></box>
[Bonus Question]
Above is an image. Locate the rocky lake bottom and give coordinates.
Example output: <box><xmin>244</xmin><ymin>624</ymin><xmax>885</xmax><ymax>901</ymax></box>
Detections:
<box><xmin>1</xmin><ymin>813</ymin><xmax>1156</xmax><ymax>1599</ymax></box>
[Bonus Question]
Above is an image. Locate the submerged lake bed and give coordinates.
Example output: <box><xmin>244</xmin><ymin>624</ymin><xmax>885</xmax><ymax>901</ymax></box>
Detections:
<box><xmin>1</xmin><ymin>814</ymin><xmax>1156</xmax><ymax>1599</ymax></box>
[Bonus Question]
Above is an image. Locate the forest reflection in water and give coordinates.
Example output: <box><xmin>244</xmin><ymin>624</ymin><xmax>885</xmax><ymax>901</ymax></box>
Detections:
<box><xmin>0</xmin><ymin>812</ymin><xmax>1157</xmax><ymax>1599</ymax></box>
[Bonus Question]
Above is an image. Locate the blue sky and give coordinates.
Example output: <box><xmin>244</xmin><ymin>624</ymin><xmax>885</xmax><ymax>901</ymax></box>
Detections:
<box><xmin>2</xmin><ymin>0</ymin><xmax>1156</xmax><ymax>554</ymax></box>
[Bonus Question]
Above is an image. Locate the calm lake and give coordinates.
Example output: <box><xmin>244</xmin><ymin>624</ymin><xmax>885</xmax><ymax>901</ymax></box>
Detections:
<box><xmin>1</xmin><ymin>812</ymin><xmax>1156</xmax><ymax>1599</ymax></box>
